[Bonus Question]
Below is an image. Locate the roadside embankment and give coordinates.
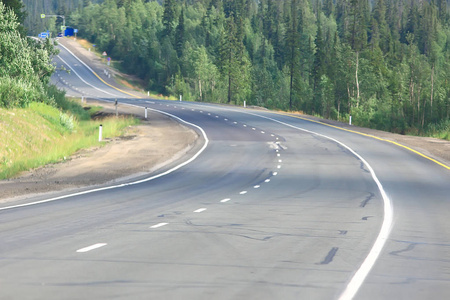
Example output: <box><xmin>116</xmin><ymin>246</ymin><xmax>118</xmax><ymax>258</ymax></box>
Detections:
<box><xmin>0</xmin><ymin>100</ymin><xmax>198</xmax><ymax>203</ymax></box>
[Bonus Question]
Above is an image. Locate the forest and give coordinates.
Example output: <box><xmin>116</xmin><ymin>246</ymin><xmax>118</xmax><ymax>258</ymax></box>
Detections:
<box><xmin>23</xmin><ymin>0</ymin><xmax>450</xmax><ymax>136</ymax></box>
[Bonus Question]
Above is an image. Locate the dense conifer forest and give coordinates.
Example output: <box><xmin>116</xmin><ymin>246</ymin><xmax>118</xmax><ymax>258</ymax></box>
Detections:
<box><xmin>20</xmin><ymin>1</ymin><xmax>450</xmax><ymax>136</ymax></box>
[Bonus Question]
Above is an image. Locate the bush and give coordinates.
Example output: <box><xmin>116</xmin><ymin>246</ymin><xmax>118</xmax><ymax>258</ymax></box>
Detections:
<box><xmin>0</xmin><ymin>76</ymin><xmax>48</xmax><ymax>108</ymax></box>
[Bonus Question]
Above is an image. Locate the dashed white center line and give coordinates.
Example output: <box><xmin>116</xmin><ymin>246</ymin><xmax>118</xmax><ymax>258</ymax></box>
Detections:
<box><xmin>200</xmin><ymin>110</ymin><xmax>203</xmax><ymax>113</ymax></box>
<box><xmin>254</xmin><ymin>185</ymin><xmax>260</xmax><ymax>189</ymax></box>
<box><xmin>216</xmin><ymin>116</ymin><xmax>219</xmax><ymax>118</ymax></box>
<box><xmin>265</xmin><ymin>179</ymin><xmax>271</xmax><ymax>183</ymax></box>
<box><xmin>261</xmin><ymin>131</ymin><xmax>265</xmax><ymax>134</ymax></box>
<box><xmin>76</xmin><ymin>243</ymin><xmax>107</xmax><ymax>253</ymax></box>
<box><xmin>271</xmin><ymin>134</ymin><xmax>275</xmax><ymax>137</ymax></box>
<box><xmin>273</xmin><ymin>172</ymin><xmax>278</xmax><ymax>176</ymax></box>
<box><xmin>220</xmin><ymin>198</ymin><xmax>231</xmax><ymax>203</ymax></box>
<box><xmin>233</xmin><ymin>122</ymin><xmax>237</xmax><ymax>124</ymax></box>
<box><xmin>194</xmin><ymin>208</ymin><xmax>207</xmax><ymax>213</ymax></box>
<box><xmin>243</xmin><ymin>125</ymin><xmax>247</xmax><ymax>127</ymax></box>
<box><xmin>278</xmin><ymin>159</ymin><xmax>282</xmax><ymax>163</ymax></box>
<box><xmin>150</xmin><ymin>222</ymin><xmax>169</xmax><ymax>229</ymax></box>
<box><xmin>208</xmin><ymin>113</ymin><xmax>211</xmax><ymax>115</ymax></box>
<box><xmin>252</xmin><ymin>128</ymin><xmax>256</xmax><ymax>130</ymax></box>
<box><xmin>277</xmin><ymin>153</ymin><xmax>281</xmax><ymax>157</ymax></box>
<box><xmin>239</xmin><ymin>191</ymin><xmax>248</xmax><ymax>195</ymax></box>
<box><xmin>224</xmin><ymin>118</ymin><xmax>228</xmax><ymax>121</ymax></box>
<box><xmin>277</xmin><ymin>165</ymin><xmax>281</xmax><ymax>169</ymax></box>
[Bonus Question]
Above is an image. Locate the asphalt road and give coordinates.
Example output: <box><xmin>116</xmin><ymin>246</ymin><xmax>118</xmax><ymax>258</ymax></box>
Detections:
<box><xmin>0</xmin><ymin>41</ymin><xmax>449</xmax><ymax>300</ymax></box>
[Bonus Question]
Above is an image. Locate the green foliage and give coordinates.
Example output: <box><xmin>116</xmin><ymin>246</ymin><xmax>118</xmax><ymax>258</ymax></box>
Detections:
<box><xmin>0</xmin><ymin>2</ymin><xmax>58</xmax><ymax>109</ymax></box>
<box><xmin>68</xmin><ymin>0</ymin><xmax>449</xmax><ymax>138</ymax></box>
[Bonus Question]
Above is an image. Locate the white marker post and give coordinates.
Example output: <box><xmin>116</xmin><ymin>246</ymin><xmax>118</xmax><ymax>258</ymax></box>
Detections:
<box><xmin>147</xmin><ymin>91</ymin><xmax>150</xmax><ymax>97</ymax></box>
<box><xmin>349</xmin><ymin>115</ymin><xmax>352</xmax><ymax>126</ymax></box>
<box><xmin>180</xmin><ymin>95</ymin><xmax>182</xmax><ymax>102</ymax></box>
<box><xmin>115</xmin><ymin>99</ymin><xmax>118</xmax><ymax>117</ymax></box>
<box><xmin>244</xmin><ymin>101</ymin><xmax>246</xmax><ymax>108</ymax></box>
<box><xmin>145</xmin><ymin>107</ymin><xmax>148</xmax><ymax>119</ymax></box>
<box><xmin>99</xmin><ymin>124</ymin><xmax>103</xmax><ymax>142</ymax></box>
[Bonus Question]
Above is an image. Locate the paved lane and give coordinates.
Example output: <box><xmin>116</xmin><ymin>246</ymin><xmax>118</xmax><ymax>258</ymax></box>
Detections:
<box><xmin>1</xmin><ymin>41</ymin><xmax>448</xmax><ymax>300</ymax></box>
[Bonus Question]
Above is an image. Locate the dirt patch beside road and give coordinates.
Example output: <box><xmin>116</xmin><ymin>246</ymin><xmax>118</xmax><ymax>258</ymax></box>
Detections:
<box><xmin>0</xmin><ymin>101</ymin><xmax>198</xmax><ymax>203</ymax></box>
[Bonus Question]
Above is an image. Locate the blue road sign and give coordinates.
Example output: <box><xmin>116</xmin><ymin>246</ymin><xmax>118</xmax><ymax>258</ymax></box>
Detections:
<box><xmin>39</xmin><ymin>32</ymin><xmax>48</xmax><ymax>38</ymax></box>
<box><xmin>74</xmin><ymin>29</ymin><xmax>78</xmax><ymax>33</ymax></box>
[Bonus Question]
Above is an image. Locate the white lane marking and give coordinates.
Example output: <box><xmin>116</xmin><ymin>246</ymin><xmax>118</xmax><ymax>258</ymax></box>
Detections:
<box><xmin>271</xmin><ymin>134</ymin><xmax>275</xmax><ymax>137</ymax></box>
<box><xmin>233</xmin><ymin>122</ymin><xmax>237</xmax><ymax>124</ymax></box>
<box><xmin>243</xmin><ymin>124</ymin><xmax>247</xmax><ymax>127</ymax></box>
<box><xmin>182</xmin><ymin>108</ymin><xmax>185</xmax><ymax>110</ymax></box>
<box><xmin>76</xmin><ymin>243</ymin><xmax>107</xmax><ymax>253</ymax></box>
<box><xmin>261</xmin><ymin>131</ymin><xmax>265</xmax><ymax>134</ymax></box>
<box><xmin>150</xmin><ymin>222</ymin><xmax>168</xmax><ymax>229</ymax></box>
<box><xmin>174</xmin><ymin>106</ymin><xmax>177</xmax><ymax>108</ymax></box>
<box><xmin>252</xmin><ymin>128</ymin><xmax>256</xmax><ymax>130</ymax></box>
<box><xmin>265</xmin><ymin>179</ymin><xmax>271</xmax><ymax>183</ymax></box>
<box><xmin>276</xmin><ymin>137</ymin><xmax>279</xmax><ymax>140</ymax></box>
<box><xmin>220</xmin><ymin>198</ymin><xmax>231</xmax><ymax>203</ymax></box>
<box><xmin>233</xmin><ymin>110</ymin><xmax>393</xmax><ymax>300</ymax></box>
<box><xmin>194</xmin><ymin>208</ymin><xmax>207</xmax><ymax>213</ymax></box>
<box><xmin>208</xmin><ymin>113</ymin><xmax>211</xmax><ymax>115</ymax></box>
<box><xmin>0</xmin><ymin>107</ymin><xmax>210</xmax><ymax>211</ymax></box>
<box><xmin>215</xmin><ymin>116</ymin><xmax>219</xmax><ymax>118</ymax></box>
<box><xmin>278</xmin><ymin>159</ymin><xmax>282</xmax><ymax>163</ymax></box>
<box><xmin>277</xmin><ymin>153</ymin><xmax>281</xmax><ymax>157</ymax></box>
<box><xmin>57</xmin><ymin>56</ymin><xmax>119</xmax><ymax>97</ymax></box>
<box><xmin>239</xmin><ymin>191</ymin><xmax>247</xmax><ymax>195</ymax></box>
<box><xmin>277</xmin><ymin>165</ymin><xmax>281</xmax><ymax>169</ymax></box>
<box><xmin>273</xmin><ymin>172</ymin><xmax>278</xmax><ymax>176</ymax></box>
<box><xmin>254</xmin><ymin>185</ymin><xmax>260</xmax><ymax>189</ymax></box>
<box><xmin>224</xmin><ymin>118</ymin><xmax>228</xmax><ymax>121</ymax></box>
<box><xmin>200</xmin><ymin>111</ymin><xmax>203</xmax><ymax>113</ymax></box>
<box><xmin>145</xmin><ymin>101</ymin><xmax>155</xmax><ymax>104</ymax></box>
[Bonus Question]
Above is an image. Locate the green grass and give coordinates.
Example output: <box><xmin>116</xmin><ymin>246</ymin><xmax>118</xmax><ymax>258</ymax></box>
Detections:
<box><xmin>0</xmin><ymin>100</ymin><xmax>139</xmax><ymax>179</ymax></box>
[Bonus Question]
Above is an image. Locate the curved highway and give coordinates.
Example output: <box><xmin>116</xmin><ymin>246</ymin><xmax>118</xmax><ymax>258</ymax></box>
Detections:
<box><xmin>0</xmin><ymin>41</ymin><xmax>449</xmax><ymax>300</ymax></box>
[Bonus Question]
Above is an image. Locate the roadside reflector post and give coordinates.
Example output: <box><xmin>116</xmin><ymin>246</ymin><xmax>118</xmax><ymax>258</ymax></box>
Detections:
<box><xmin>180</xmin><ymin>94</ymin><xmax>182</xmax><ymax>102</ymax></box>
<box><xmin>145</xmin><ymin>107</ymin><xmax>148</xmax><ymax>119</ymax></box>
<box><xmin>99</xmin><ymin>124</ymin><xmax>103</xmax><ymax>142</ymax></box>
<box><xmin>349</xmin><ymin>115</ymin><xmax>352</xmax><ymax>126</ymax></box>
<box><xmin>147</xmin><ymin>91</ymin><xmax>150</xmax><ymax>97</ymax></box>
<box><xmin>115</xmin><ymin>99</ymin><xmax>118</xmax><ymax>117</ymax></box>
<box><xmin>244</xmin><ymin>101</ymin><xmax>246</xmax><ymax>108</ymax></box>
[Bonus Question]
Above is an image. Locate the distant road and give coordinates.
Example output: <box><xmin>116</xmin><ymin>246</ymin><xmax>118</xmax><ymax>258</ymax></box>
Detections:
<box><xmin>0</xmin><ymin>40</ymin><xmax>449</xmax><ymax>300</ymax></box>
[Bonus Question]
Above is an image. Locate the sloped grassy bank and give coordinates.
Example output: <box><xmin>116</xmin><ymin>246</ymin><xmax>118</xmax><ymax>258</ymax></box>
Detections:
<box><xmin>0</xmin><ymin>98</ymin><xmax>139</xmax><ymax>180</ymax></box>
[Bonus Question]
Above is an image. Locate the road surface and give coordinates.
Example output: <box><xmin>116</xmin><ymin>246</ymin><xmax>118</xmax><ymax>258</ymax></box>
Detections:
<box><xmin>0</xmin><ymin>40</ymin><xmax>449</xmax><ymax>300</ymax></box>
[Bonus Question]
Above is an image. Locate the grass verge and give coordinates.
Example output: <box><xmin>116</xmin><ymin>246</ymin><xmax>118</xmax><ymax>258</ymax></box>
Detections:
<box><xmin>0</xmin><ymin>99</ymin><xmax>139</xmax><ymax>179</ymax></box>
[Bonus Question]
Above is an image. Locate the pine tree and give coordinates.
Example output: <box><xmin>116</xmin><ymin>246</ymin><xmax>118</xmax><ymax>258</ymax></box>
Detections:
<box><xmin>175</xmin><ymin>7</ymin><xmax>185</xmax><ymax>58</ymax></box>
<box><xmin>163</xmin><ymin>0</ymin><xmax>176</xmax><ymax>37</ymax></box>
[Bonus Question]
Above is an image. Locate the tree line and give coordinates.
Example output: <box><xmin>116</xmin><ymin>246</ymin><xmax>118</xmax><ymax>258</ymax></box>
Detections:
<box><xmin>32</xmin><ymin>0</ymin><xmax>450</xmax><ymax>134</ymax></box>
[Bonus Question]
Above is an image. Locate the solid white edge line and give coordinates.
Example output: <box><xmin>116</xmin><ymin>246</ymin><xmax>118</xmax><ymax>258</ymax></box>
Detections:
<box><xmin>237</xmin><ymin>110</ymin><xmax>393</xmax><ymax>300</ymax></box>
<box><xmin>76</xmin><ymin>243</ymin><xmax>107</xmax><ymax>253</ymax></box>
<box><xmin>150</xmin><ymin>222</ymin><xmax>168</xmax><ymax>229</ymax></box>
<box><xmin>0</xmin><ymin>107</ymin><xmax>209</xmax><ymax>211</ymax></box>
